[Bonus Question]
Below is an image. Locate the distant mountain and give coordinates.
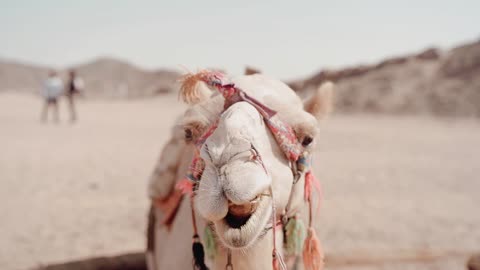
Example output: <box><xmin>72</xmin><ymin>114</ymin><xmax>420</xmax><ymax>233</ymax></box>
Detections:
<box><xmin>73</xmin><ymin>57</ymin><xmax>180</xmax><ymax>98</ymax></box>
<box><xmin>0</xmin><ymin>59</ymin><xmax>49</xmax><ymax>93</ymax></box>
<box><xmin>2</xmin><ymin>40</ymin><xmax>479</xmax><ymax>116</ymax></box>
<box><xmin>290</xmin><ymin>40</ymin><xmax>480</xmax><ymax>117</ymax></box>
<box><xmin>0</xmin><ymin>57</ymin><xmax>181</xmax><ymax>98</ymax></box>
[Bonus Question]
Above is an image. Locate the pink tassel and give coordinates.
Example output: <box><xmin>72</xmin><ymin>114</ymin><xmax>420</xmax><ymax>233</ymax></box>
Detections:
<box><xmin>304</xmin><ymin>171</ymin><xmax>313</xmax><ymax>202</ymax></box>
<box><xmin>305</xmin><ymin>171</ymin><xmax>323</xmax><ymax>210</ymax></box>
<box><xmin>303</xmin><ymin>227</ymin><xmax>324</xmax><ymax>270</ymax></box>
<box><xmin>175</xmin><ymin>178</ymin><xmax>194</xmax><ymax>195</ymax></box>
<box><xmin>304</xmin><ymin>171</ymin><xmax>322</xmax><ymax>202</ymax></box>
<box><xmin>304</xmin><ymin>171</ymin><xmax>324</xmax><ymax>269</ymax></box>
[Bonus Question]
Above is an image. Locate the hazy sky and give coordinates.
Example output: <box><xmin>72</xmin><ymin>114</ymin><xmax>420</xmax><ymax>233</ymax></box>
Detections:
<box><xmin>1</xmin><ymin>0</ymin><xmax>479</xmax><ymax>79</ymax></box>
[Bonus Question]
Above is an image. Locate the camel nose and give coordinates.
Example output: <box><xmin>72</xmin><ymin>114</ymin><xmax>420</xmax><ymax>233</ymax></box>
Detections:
<box><xmin>222</xmin><ymin>159</ymin><xmax>270</xmax><ymax>205</ymax></box>
<box><xmin>194</xmin><ymin>152</ymin><xmax>270</xmax><ymax>222</ymax></box>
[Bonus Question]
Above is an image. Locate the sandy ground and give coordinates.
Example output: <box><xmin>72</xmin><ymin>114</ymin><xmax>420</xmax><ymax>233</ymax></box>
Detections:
<box><xmin>0</xmin><ymin>92</ymin><xmax>479</xmax><ymax>270</ymax></box>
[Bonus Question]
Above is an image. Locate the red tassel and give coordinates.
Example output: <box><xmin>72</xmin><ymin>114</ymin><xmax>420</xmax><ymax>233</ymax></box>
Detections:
<box><xmin>303</xmin><ymin>227</ymin><xmax>324</xmax><ymax>270</ymax></box>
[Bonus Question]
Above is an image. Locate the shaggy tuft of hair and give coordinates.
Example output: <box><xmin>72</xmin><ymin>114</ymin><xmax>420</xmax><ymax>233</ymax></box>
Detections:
<box><xmin>179</xmin><ymin>70</ymin><xmax>219</xmax><ymax>104</ymax></box>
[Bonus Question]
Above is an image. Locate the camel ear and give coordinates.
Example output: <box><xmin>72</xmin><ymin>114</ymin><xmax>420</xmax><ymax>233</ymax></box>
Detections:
<box><xmin>181</xmin><ymin>93</ymin><xmax>225</xmax><ymax>143</ymax></box>
<box><xmin>304</xmin><ymin>81</ymin><xmax>334</xmax><ymax>120</ymax></box>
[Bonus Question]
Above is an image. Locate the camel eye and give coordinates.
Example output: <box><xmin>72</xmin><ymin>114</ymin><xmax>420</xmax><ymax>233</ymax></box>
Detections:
<box><xmin>184</xmin><ymin>128</ymin><xmax>193</xmax><ymax>142</ymax></box>
<box><xmin>301</xmin><ymin>136</ymin><xmax>313</xmax><ymax>147</ymax></box>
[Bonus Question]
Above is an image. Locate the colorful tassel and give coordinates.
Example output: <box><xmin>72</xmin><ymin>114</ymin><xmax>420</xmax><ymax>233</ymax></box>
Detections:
<box><xmin>179</xmin><ymin>70</ymin><xmax>227</xmax><ymax>104</ymax></box>
<box><xmin>285</xmin><ymin>217</ymin><xmax>306</xmax><ymax>256</ymax></box>
<box><xmin>302</xmin><ymin>227</ymin><xmax>324</xmax><ymax>270</ymax></box>
<box><xmin>192</xmin><ymin>234</ymin><xmax>209</xmax><ymax>270</ymax></box>
<box><xmin>203</xmin><ymin>225</ymin><xmax>217</xmax><ymax>260</ymax></box>
<box><xmin>304</xmin><ymin>171</ymin><xmax>321</xmax><ymax>203</ymax></box>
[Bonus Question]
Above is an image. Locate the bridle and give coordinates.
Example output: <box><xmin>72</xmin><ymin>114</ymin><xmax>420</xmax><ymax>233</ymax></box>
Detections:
<box><xmin>171</xmin><ymin>71</ymin><xmax>323</xmax><ymax>270</ymax></box>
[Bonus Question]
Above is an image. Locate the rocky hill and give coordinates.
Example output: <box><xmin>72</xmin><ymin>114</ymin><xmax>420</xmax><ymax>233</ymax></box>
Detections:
<box><xmin>290</xmin><ymin>40</ymin><xmax>480</xmax><ymax>117</ymax></box>
<box><xmin>0</xmin><ymin>59</ymin><xmax>49</xmax><ymax>93</ymax></box>
<box><xmin>1</xmin><ymin>40</ymin><xmax>479</xmax><ymax>116</ymax></box>
<box><xmin>0</xmin><ymin>57</ymin><xmax>181</xmax><ymax>98</ymax></box>
<box><xmin>73</xmin><ymin>58</ymin><xmax>180</xmax><ymax>98</ymax></box>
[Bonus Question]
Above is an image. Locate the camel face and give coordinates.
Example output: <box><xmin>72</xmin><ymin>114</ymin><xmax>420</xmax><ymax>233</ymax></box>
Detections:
<box><xmin>178</xmin><ymin>74</ymin><xmax>334</xmax><ymax>255</ymax></box>
<box><xmin>148</xmin><ymin>73</ymin><xmax>334</xmax><ymax>269</ymax></box>
<box><xmin>195</xmin><ymin>102</ymin><xmax>293</xmax><ymax>249</ymax></box>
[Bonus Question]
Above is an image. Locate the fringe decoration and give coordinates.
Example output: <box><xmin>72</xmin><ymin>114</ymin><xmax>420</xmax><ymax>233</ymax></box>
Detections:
<box><xmin>302</xmin><ymin>227</ymin><xmax>324</xmax><ymax>270</ymax></box>
<box><xmin>285</xmin><ymin>217</ymin><xmax>306</xmax><ymax>256</ymax></box>
<box><xmin>179</xmin><ymin>72</ymin><xmax>203</xmax><ymax>104</ymax></box>
<box><xmin>203</xmin><ymin>225</ymin><xmax>216</xmax><ymax>260</ymax></box>
<box><xmin>192</xmin><ymin>234</ymin><xmax>209</xmax><ymax>270</ymax></box>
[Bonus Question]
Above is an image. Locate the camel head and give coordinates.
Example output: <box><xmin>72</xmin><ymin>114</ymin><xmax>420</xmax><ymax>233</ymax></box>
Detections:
<box><xmin>181</xmin><ymin>75</ymin><xmax>334</xmax><ymax>251</ymax></box>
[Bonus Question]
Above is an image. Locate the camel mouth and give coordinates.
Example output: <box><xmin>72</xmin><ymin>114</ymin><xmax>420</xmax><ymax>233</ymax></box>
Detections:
<box><xmin>224</xmin><ymin>211</ymin><xmax>251</xmax><ymax>228</ymax></box>
<box><xmin>214</xmin><ymin>194</ymin><xmax>272</xmax><ymax>249</ymax></box>
<box><xmin>224</xmin><ymin>196</ymin><xmax>261</xmax><ymax>228</ymax></box>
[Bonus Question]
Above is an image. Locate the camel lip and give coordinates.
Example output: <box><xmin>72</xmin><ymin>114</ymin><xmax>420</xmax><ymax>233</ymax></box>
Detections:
<box><xmin>214</xmin><ymin>194</ymin><xmax>272</xmax><ymax>249</ymax></box>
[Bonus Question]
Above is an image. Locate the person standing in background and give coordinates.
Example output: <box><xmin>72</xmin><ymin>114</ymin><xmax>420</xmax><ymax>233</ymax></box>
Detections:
<box><xmin>66</xmin><ymin>70</ymin><xmax>83</xmax><ymax>123</ymax></box>
<box><xmin>40</xmin><ymin>71</ymin><xmax>63</xmax><ymax>123</ymax></box>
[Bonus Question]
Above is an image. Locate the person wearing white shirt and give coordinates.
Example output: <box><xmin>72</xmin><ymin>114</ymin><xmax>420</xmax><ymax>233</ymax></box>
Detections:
<box><xmin>40</xmin><ymin>71</ymin><xmax>64</xmax><ymax>123</ymax></box>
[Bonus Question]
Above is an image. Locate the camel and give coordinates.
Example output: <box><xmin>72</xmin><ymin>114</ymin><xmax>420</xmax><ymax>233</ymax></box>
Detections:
<box><xmin>147</xmin><ymin>72</ymin><xmax>333</xmax><ymax>270</ymax></box>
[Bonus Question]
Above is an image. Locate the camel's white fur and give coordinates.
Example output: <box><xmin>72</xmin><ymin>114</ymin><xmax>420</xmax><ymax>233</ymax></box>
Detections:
<box><xmin>147</xmin><ymin>119</ymin><xmax>186</xmax><ymax>200</ymax></box>
<box><xmin>147</xmin><ymin>75</ymin><xmax>333</xmax><ymax>270</ymax></box>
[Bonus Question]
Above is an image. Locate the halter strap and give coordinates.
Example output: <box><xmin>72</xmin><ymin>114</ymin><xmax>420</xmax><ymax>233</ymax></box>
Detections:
<box><xmin>181</xmin><ymin>71</ymin><xmax>303</xmax><ymax>162</ymax></box>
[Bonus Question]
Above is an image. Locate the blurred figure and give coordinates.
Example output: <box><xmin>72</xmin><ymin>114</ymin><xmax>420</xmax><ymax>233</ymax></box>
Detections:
<box><xmin>244</xmin><ymin>66</ymin><xmax>261</xmax><ymax>75</ymax></box>
<box><xmin>66</xmin><ymin>70</ymin><xmax>84</xmax><ymax>123</ymax></box>
<box><xmin>40</xmin><ymin>71</ymin><xmax>63</xmax><ymax>123</ymax></box>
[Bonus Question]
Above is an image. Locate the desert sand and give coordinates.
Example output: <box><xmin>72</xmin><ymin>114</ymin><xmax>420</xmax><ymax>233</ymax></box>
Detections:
<box><xmin>1</xmin><ymin>92</ymin><xmax>479</xmax><ymax>270</ymax></box>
